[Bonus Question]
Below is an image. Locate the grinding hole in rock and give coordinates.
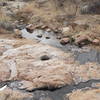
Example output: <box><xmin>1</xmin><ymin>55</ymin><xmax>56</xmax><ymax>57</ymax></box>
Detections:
<box><xmin>37</xmin><ymin>34</ymin><xmax>42</xmax><ymax>38</ymax></box>
<box><xmin>40</xmin><ymin>55</ymin><xmax>50</xmax><ymax>61</ymax></box>
<box><xmin>45</xmin><ymin>36</ymin><xmax>50</xmax><ymax>39</ymax></box>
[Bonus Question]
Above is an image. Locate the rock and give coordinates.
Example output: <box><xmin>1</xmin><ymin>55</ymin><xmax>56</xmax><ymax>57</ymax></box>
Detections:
<box><xmin>0</xmin><ymin>41</ymin><xmax>75</xmax><ymax>90</ymax></box>
<box><xmin>41</xmin><ymin>25</ymin><xmax>48</xmax><ymax>29</ymax></box>
<box><xmin>46</xmin><ymin>28</ymin><xmax>51</xmax><ymax>32</ymax></box>
<box><xmin>56</xmin><ymin>36</ymin><xmax>61</xmax><ymax>39</ymax></box>
<box><xmin>62</xmin><ymin>26</ymin><xmax>73</xmax><ymax>36</ymax></box>
<box><xmin>73</xmin><ymin>62</ymin><xmax>100</xmax><ymax>84</ymax></box>
<box><xmin>0</xmin><ymin>82</ymin><xmax>53</xmax><ymax>100</ymax></box>
<box><xmin>16</xmin><ymin>80</ymin><xmax>34</xmax><ymax>91</ymax></box>
<box><xmin>0</xmin><ymin>38</ymin><xmax>37</xmax><ymax>56</ymax></box>
<box><xmin>16</xmin><ymin>24</ymin><xmax>26</xmax><ymax>30</ymax></box>
<box><xmin>35</xmin><ymin>0</ymin><xmax>48</xmax><ymax>4</ymax></box>
<box><xmin>0</xmin><ymin>87</ymin><xmax>33</xmax><ymax>100</ymax></box>
<box><xmin>92</xmin><ymin>39</ymin><xmax>100</xmax><ymax>45</ymax></box>
<box><xmin>0</xmin><ymin>39</ymin><xmax>17</xmax><ymax>56</ymax></box>
<box><xmin>60</xmin><ymin>38</ymin><xmax>70</xmax><ymax>45</ymax></box>
<box><xmin>66</xmin><ymin>88</ymin><xmax>100</xmax><ymax>100</ymax></box>
<box><xmin>0</xmin><ymin>47</ymin><xmax>7</xmax><ymax>56</ymax></box>
<box><xmin>26</xmin><ymin>24</ymin><xmax>34</xmax><ymax>33</ymax></box>
<box><xmin>0</xmin><ymin>39</ymin><xmax>100</xmax><ymax>91</ymax></box>
<box><xmin>74</xmin><ymin>35</ymin><xmax>91</xmax><ymax>46</ymax></box>
<box><xmin>0</xmin><ymin>39</ymin><xmax>38</xmax><ymax>81</ymax></box>
<box><xmin>14</xmin><ymin>29</ymin><xmax>22</xmax><ymax>38</ymax></box>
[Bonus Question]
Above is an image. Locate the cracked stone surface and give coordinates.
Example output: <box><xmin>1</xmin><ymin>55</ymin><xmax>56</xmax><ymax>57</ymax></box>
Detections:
<box><xmin>67</xmin><ymin>88</ymin><xmax>100</xmax><ymax>100</ymax></box>
<box><xmin>0</xmin><ymin>87</ymin><xmax>33</xmax><ymax>100</ymax></box>
<box><xmin>0</xmin><ymin>39</ymin><xmax>100</xmax><ymax>91</ymax></box>
<box><xmin>0</xmin><ymin>39</ymin><xmax>75</xmax><ymax>89</ymax></box>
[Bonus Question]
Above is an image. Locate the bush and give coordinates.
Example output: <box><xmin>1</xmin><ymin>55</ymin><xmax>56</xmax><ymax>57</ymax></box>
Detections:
<box><xmin>0</xmin><ymin>10</ymin><xmax>14</xmax><ymax>33</ymax></box>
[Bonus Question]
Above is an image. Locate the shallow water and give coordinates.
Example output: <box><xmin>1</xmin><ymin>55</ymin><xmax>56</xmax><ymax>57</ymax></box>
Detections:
<box><xmin>21</xmin><ymin>29</ymin><xmax>100</xmax><ymax>64</ymax></box>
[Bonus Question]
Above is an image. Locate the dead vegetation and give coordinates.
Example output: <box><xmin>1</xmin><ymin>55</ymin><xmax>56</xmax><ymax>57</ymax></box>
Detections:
<box><xmin>0</xmin><ymin>9</ymin><xmax>13</xmax><ymax>34</ymax></box>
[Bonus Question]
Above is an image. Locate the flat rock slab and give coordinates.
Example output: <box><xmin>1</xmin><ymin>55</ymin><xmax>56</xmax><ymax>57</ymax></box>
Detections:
<box><xmin>74</xmin><ymin>63</ymin><xmax>100</xmax><ymax>84</ymax></box>
<box><xmin>0</xmin><ymin>39</ymin><xmax>75</xmax><ymax>90</ymax></box>
<box><xmin>0</xmin><ymin>87</ymin><xmax>33</xmax><ymax>100</ymax></box>
<box><xmin>0</xmin><ymin>39</ymin><xmax>100</xmax><ymax>91</ymax></box>
<box><xmin>67</xmin><ymin>88</ymin><xmax>100</xmax><ymax>100</ymax></box>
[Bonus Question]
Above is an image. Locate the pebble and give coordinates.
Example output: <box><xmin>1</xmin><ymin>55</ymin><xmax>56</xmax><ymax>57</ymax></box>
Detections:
<box><xmin>60</xmin><ymin>38</ymin><xmax>70</xmax><ymax>45</ymax></box>
<box><xmin>92</xmin><ymin>39</ymin><xmax>100</xmax><ymax>45</ymax></box>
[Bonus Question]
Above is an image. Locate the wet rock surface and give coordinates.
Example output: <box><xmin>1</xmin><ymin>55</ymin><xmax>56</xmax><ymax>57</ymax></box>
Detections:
<box><xmin>73</xmin><ymin>62</ymin><xmax>100</xmax><ymax>84</ymax></box>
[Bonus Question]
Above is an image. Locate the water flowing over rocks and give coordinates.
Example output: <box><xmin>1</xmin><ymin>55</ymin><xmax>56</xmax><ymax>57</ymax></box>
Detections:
<box><xmin>0</xmin><ymin>87</ymin><xmax>33</xmax><ymax>100</ymax></box>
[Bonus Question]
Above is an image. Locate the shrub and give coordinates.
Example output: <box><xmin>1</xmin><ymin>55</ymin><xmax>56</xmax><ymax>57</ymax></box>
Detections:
<box><xmin>0</xmin><ymin>10</ymin><xmax>13</xmax><ymax>33</ymax></box>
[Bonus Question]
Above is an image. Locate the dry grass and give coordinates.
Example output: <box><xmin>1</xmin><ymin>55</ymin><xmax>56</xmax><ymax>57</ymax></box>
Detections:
<box><xmin>7</xmin><ymin>0</ymin><xmax>77</xmax><ymax>28</ymax></box>
<box><xmin>0</xmin><ymin>9</ymin><xmax>13</xmax><ymax>34</ymax></box>
<box><xmin>14</xmin><ymin>3</ymin><xmax>34</xmax><ymax>23</ymax></box>
<box><xmin>0</xmin><ymin>9</ymin><xmax>11</xmax><ymax>23</ymax></box>
<box><xmin>14</xmin><ymin>1</ymin><xmax>64</xmax><ymax>29</ymax></box>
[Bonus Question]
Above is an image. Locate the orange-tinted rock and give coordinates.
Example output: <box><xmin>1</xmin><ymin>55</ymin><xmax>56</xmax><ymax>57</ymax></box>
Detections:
<box><xmin>14</xmin><ymin>29</ymin><xmax>22</xmax><ymax>38</ymax></box>
<box><xmin>0</xmin><ymin>87</ymin><xmax>33</xmax><ymax>100</ymax></box>
<box><xmin>0</xmin><ymin>42</ymin><xmax>75</xmax><ymax>90</ymax></box>
<box><xmin>92</xmin><ymin>39</ymin><xmax>100</xmax><ymax>45</ymax></box>
<box><xmin>73</xmin><ymin>63</ymin><xmax>100</xmax><ymax>84</ymax></box>
<box><xmin>67</xmin><ymin>88</ymin><xmax>100</xmax><ymax>100</ymax></box>
<box><xmin>26</xmin><ymin>24</ymin><xmax>34</xmax><ymax>33</ymax></box>
<box><xmin>60</xmin><ymin>38</ymin><xmax>70</xmax><ymax>45</ymax></box>
<box><xmin>0</xmin><ymin>39</ymin><xmax>100</xmax><ymax>91</ymax></box>
<box><xmin>75</xmin><ymin>35</ymin><xmax>90</xmax><ymax>45</ymax></box>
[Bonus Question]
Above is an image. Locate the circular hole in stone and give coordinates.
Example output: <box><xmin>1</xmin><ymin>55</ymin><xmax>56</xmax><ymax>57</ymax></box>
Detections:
<box><xmin>37</xmin><ymin>34</ymin><xmax>42</xmax><ymax>38</ymax></box>
<box><xmin>26</xmin><ymin>28</ymin><xmax>33</xmax><ymax>33</ymax></box>
<box><xmin>45</xmin><ymin>36</ymin><xmax>50</xmax><ymax>39</ymax></box>
<box><xmin>40</xmin><ymin>55</ymin><xmax>50</xmax><ymax>61</ymax></box>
